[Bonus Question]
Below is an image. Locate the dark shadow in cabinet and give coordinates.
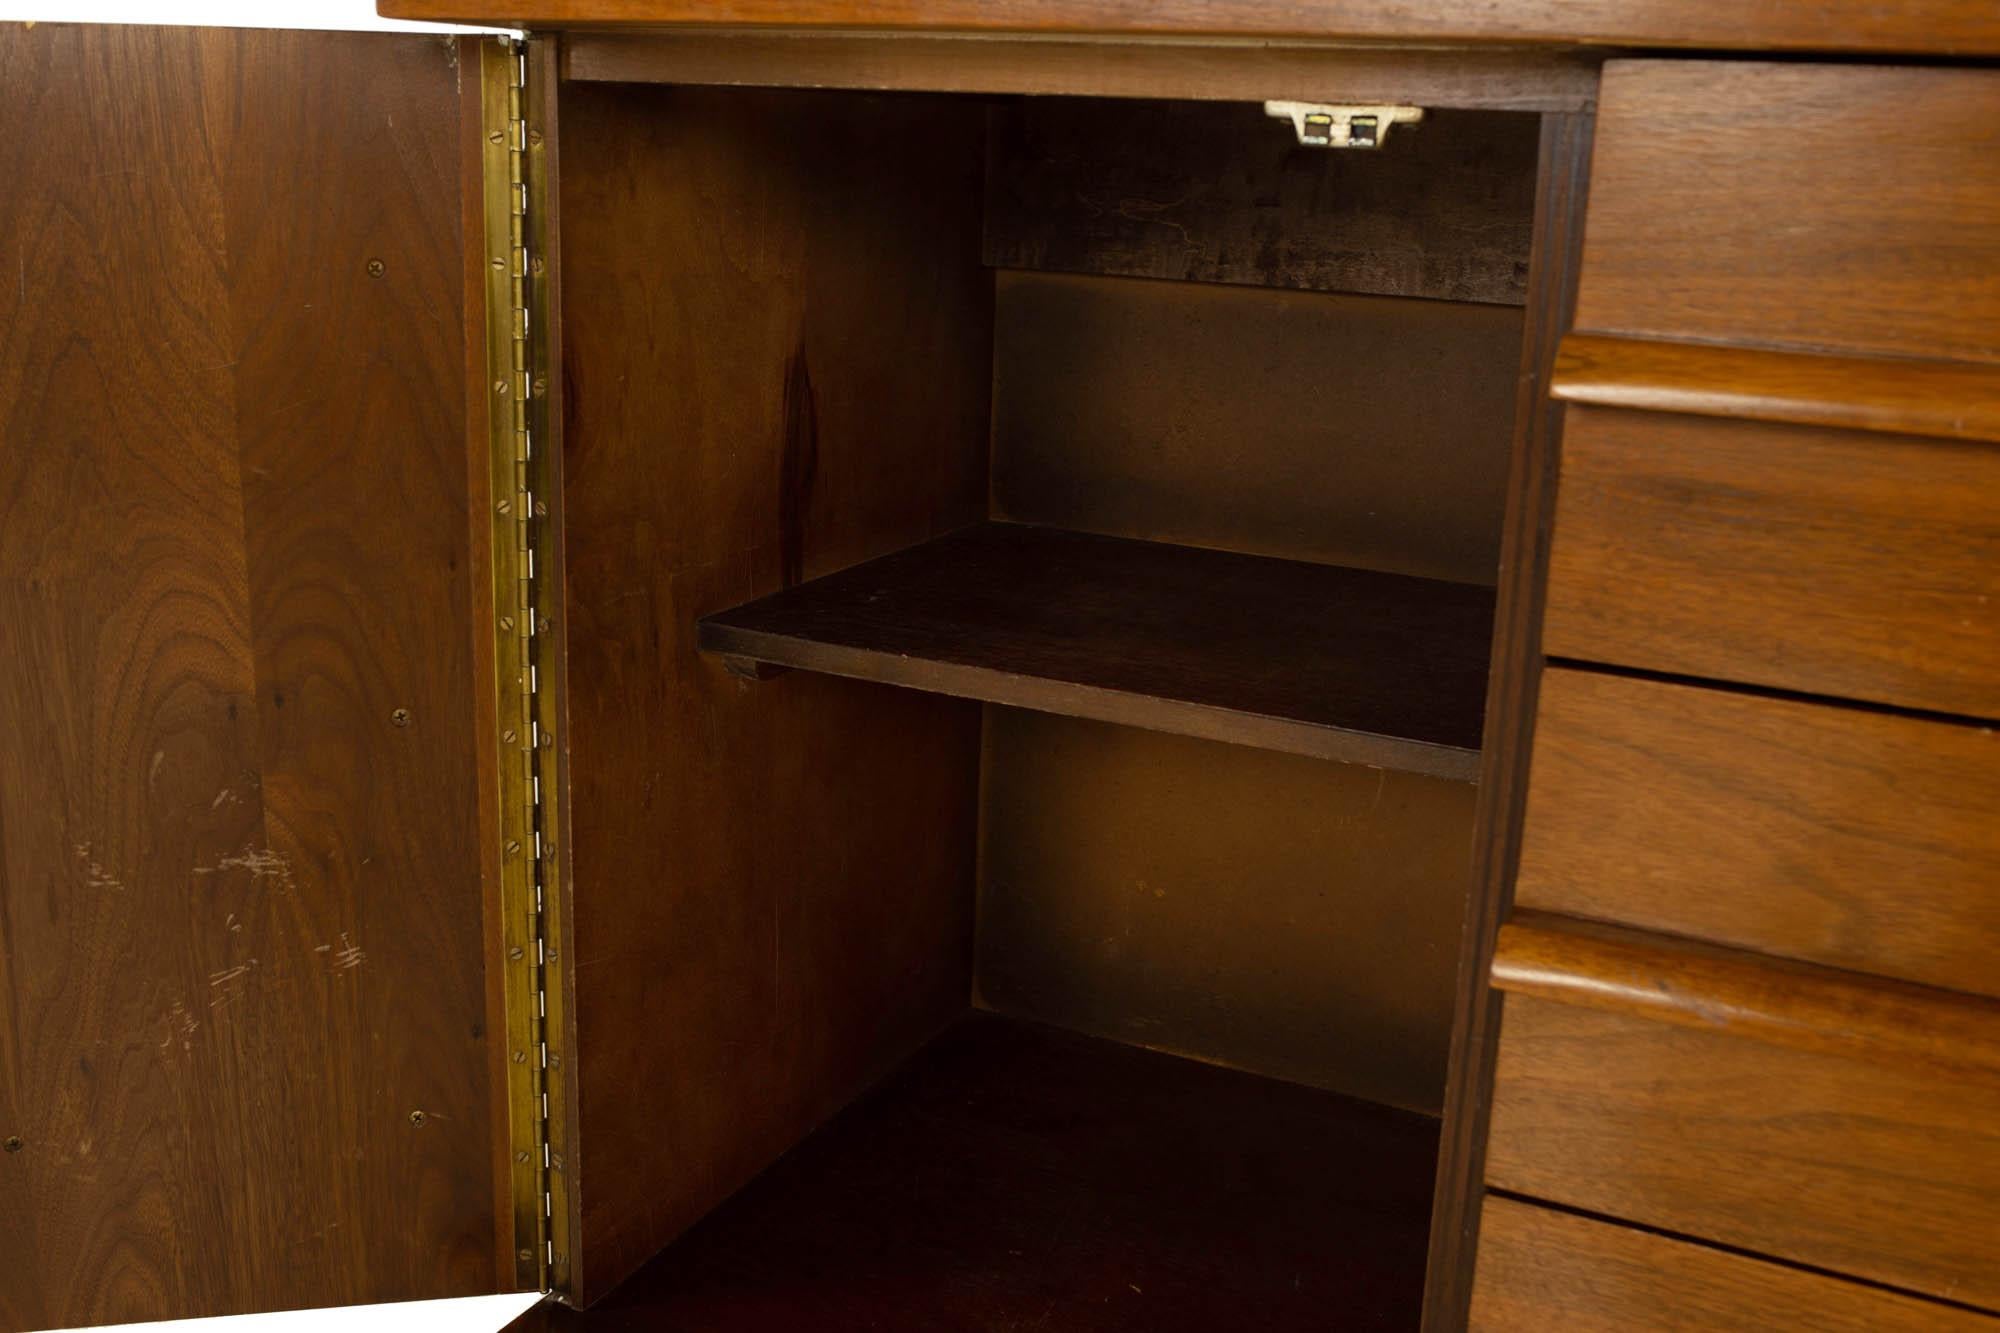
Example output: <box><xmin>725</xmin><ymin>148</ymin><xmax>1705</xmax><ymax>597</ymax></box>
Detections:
<box><xmin>553</xmin><ymin>76</ymin><xmax>1535</xmax><ymax>1318</ymax></box>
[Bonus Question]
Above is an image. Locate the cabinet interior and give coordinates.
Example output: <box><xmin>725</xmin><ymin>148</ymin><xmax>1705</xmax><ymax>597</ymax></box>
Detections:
<box><xmin>554</xmin><ymin>77</ymin><xmax>1539</xmax><ymax>1320</ymax></box>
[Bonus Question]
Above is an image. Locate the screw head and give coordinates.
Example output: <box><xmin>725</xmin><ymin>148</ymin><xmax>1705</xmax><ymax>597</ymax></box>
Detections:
<box><xmin>408</xmin><ymin>1110</ymin><xmax>427</xmax><ymax>1127</ymax></box>
<box><xmin>512</xmin><ymin>1048</ymin><xmax>527</xmax><ymax>1063</ymax></box>
<box><xmin>366</xmin><ymin>258</ymin><xmax>386</xmax><ymax>279</ymax></box>
<box><xmin>518</xmin><ymin>1248</ymin><xmax>534</xmax><ymax>1263</ymax></box>
<box><xmin>509</xmin><ymin>947</ymin><xmax>525</xmax><ymax>961</ymax></box>
<box><xmin>390</xmin><ymin>708</ymin><xmax>411</xmax><ymax>728</ymax></box>
<box><xmin>2</xmin><ymin>1136</ymin><xmax>22</xmax><ymax>1154</ymax></box>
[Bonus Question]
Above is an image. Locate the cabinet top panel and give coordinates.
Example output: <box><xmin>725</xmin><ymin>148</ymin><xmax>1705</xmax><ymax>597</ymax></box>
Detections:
<box><xmin>374</xmin><ymin>0</ymin><xmax>2000</xmax><ymax>57</ymax></box>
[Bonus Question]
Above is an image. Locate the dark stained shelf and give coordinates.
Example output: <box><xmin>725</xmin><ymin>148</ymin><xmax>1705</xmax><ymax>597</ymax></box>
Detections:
<box><xmin>509</xmin><ymin>1014</ymin><xmax>1438</xmax><ymax>1333</ymax></box>
<box><xmin>699</xmin><ymin>521</ymin><xmax>1493</xmax><ymax>780</ymax></box>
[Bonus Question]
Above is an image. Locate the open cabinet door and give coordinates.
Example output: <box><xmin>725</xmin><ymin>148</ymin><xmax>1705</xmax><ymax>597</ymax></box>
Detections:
<box><xmin>0</xmin><ymin>24</ymin><xmax>556</xmax><ymax>1329</ymax></box>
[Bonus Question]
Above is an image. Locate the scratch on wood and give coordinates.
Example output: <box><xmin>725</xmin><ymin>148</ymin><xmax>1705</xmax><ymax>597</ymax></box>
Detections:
<box><xmin>72</xmin><ymin>843</ymin><xmax>125</xmax><ymax>892</ymax></box>
<box><xmin>161</xmin><ymin>999</ymin><xmax>199</xmax><ymax>1053</ymax></box>
<box><xmin>332</xmin><ymin>932</ymin><xmax>366</xmax><ymax>971</ymax></box>
<box><xmin>194</xmin><ymin>843</ymin><xmax>297</xmax><ymax>892</ymax></box>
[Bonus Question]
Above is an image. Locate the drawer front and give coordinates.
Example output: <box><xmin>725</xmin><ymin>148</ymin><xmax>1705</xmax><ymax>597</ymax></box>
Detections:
<box><xmin>1517</xmin><ymin>667</ymin><xmax>2000</xmax><ymax>998</ymax></box>
<box><xmin>1576</xmin><ymin>61</ymin><xmax>2000</xmax><ymax>363</ymax></box>
<box><xmin>1486</xmin><ymin>992</ymin><xmax>2000</xmax><ymax>1310</ymax></box>
<box><xmin>1471</xmin><ymin>1195</ymin><xmax>1998</xmax><ymax>1332</ymax></box>
<box><xmin>1542</xmin><ymin>405</ymin><xmax>2000</xmax><ymax>716</ymax></box>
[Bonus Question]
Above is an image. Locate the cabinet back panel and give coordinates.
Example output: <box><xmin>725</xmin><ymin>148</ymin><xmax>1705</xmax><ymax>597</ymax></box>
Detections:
<box><xmin>975</xmin><ymin>711</ymin><xmax>1474</xmax><ymax>1114</ymax></box>
<box><xmin>985</xmin><ymin>100</ymin><xmax>1538</xmax><ymax>306</ymax></box>
<box><xmin>0</xmin><ymin>26</ymin><xmax>503</xmax><ymax>1328</ymax></box>
<box><xmin>555</xmin><ymin>83</ymin><xmax>993</xmax><ymax>1305</ymax></box>
<box><xmin>991</xmin><ymin>271</ymin><xmax>1521</xmax><ymax>585</ymax></box>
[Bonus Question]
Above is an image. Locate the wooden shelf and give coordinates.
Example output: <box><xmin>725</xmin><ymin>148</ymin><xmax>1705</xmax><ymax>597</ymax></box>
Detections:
<box><xmin>699</xmin><ymin>522</ymin><xmax>1493</xmax><ymax>780</ymax></box>
<box><xmin>510</xmin><ymin>1015</ymin><xmax>1437</xmax><ymax>1332</ymax></box>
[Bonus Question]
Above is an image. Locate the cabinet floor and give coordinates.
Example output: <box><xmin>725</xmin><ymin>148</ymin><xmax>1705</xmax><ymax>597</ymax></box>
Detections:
<box><xmin>513</xmin><ymin>1014</ymin><xmax>1438</xmax><ymax>1331</ymax></box>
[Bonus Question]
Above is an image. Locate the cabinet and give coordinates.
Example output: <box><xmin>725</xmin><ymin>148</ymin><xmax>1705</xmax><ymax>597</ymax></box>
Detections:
<box><xmin>2</xmin><ymin>13</ymin><xmax>1994</xmax><ymax>1333</ymax></box>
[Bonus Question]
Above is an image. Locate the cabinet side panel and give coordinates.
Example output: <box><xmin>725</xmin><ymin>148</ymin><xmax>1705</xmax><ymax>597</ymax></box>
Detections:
<box><xmin>555</xmin><ymin>83</ymin><xmax>991</xmax><ymax>1305</ymax></box>
<box><xmin>0</xmin><ymin>24</ymin><xmax>504</xmax><ymax>1330</ymax></box>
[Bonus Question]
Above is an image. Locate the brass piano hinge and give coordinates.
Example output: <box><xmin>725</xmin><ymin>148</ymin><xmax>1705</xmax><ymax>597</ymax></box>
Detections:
<box><xmin>480</xmin><ymin>35</ymin><xmax>569</xmax><ymax>1301</ymax></box>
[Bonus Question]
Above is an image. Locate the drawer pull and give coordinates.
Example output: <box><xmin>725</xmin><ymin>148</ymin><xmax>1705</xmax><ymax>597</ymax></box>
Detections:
<box><xmin>1492</xmin><ymin>911</ymin><xmax>2000</xmax><ymax>1081</ymax></box>
<box><xmin>1550</xmin><ymin>333</ymin><xmax>2000</xmax><ymax>444</ymax></box>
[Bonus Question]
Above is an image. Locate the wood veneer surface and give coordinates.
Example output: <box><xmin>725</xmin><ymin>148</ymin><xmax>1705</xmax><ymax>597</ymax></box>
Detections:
<box><xmin>1487</xmin><ymin>995</ymin><xmax>2000</xmax><ymax>1311</ymax></box>
<box><xmin>700</xmin><ymin>522</ymin><xmax>1495</xmax><ymax>779</ymax></box>
<box><xmin>1544</xmin><ymin>406</ymin><xmax>2000</xmax><ymax>719</ymax></box>
<box><xmin>0</xmin><ymin>25</ymin><xmax>505</xmax><ymax>1328</ymax></box>
<box><xmin>1518</xmin><ymin>669</ymin><xmax>2000</xmax><ymax>1000</ymax></box>
<box><xmin>377</xmin><ymin>0</ymin><xmax>2000</xmax><ymax>57</ymax></box>
<box><xmin>1577</xmin><ymin>62</ymin><xmax>2000</xmax><ymax>363</ymax></box>
<box><xmin>556</xmin><ymin>82</ymin><xmax>992</xmax><ymax>1305</ymax></box>
<box><xmin>1471</xmin><ymin>1196</ymin><xmax>1999</xmax><ymax>1332</ymax></box>
<box><xmin>509</xmin><ymin>1015</ymin><xmax>1438</xmax><ymax>1332</ymax></box>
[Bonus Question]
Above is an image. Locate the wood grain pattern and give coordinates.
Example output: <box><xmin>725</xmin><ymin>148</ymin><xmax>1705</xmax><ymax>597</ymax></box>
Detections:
<box><xmin>1471</xmin><ymin>1196</ymin><xmax>2000</xmax><ymax>1332</ymax></box>
<box><xmin>1492</xmin><ymin>912</ymin><xmax>2000</xmax><ymax>1082</ymax></box>
<box><xmin>1487</xmin><ymin>994</ymin><xmax>2000</xmax><ymax>1311</ymax></box>
<box><xmin>975</xmin><ymin>711</ymin><xmax>1476</xmax><ymax>1114</ymax></box>
<box><xmin>1422</xmin><ymin>108</ymin><xmax>1593</xmax><ymax>1333</ymax></box>
<box><xmin>562</xmin><ymin>30</ymin><xmax>1599</xmax><ymax>112</ymax></box>
<box><xmin>1576</xmin><ymin>61</ymin><xmax>2000</xmax><ymax>363</ymax></box>
<box><xmin>1552</xmin><ymin>333</ymin><xmax>2000</xmax><ymax>445</ymax></box>
<box><xmin>507</xmin><ymin>1015</ymin><xmax>1438</xmax><ymax>1332</ymax></box>
<box><xmin>0</xmin><ymin>24</ymin><xmax>505</xmax><ymax>1330</ymax></box>
<box><xmin>1518</xmin><ymin>668</ymin><xmax>2000</xmax><ymax>999</ymax></box>
<box><xmin>991</xmin><ymin>272</ymin><xmax>1521</xmax><ymax>587</ymax></box>
<box><xmin>555</xmin><ymin>81</ymin><xmax>992</xmax><ymax>1305</ymax></box>
<box><xmin>985</xmin><ymin>100</ymin><xmax>1537</xmax><ymax>305</ymax></box>
<box><xmin>376</xmin><ymin>0</ymin><xmax>2000</xmax><ymax>56</ymax></box>
<box><xmin>700</xmin><ymin>522</ymin><xmax>1494</xmax><ymax>780</ymax></box>
<box><xmin>1543</xmin><ymin>406</ymin><xmax>2000</xmax><ymax>718</ymax></box>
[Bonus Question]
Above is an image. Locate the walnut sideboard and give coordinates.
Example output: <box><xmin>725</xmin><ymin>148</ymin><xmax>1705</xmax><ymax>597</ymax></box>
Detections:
<box><xmin>2</xmin><ymin>6</ymin><xmax>1994</xmax><ymax>1330</ymax></box>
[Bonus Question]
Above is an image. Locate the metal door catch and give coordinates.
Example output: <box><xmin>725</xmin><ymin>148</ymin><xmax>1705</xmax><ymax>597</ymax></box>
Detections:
<box><xmin>1264</xmin><ymin>101</ymin><xmax>1423</xmax><ymax>148</ymax></box>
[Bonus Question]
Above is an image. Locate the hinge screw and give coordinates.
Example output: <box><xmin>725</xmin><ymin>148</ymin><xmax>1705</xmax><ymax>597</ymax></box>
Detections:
<box><xmin>496</xmin><ymin>498</ymin><xmax>512</xmax><ymax>515</ymax></box>
<box><xmin>489</xmin><ymin>129</ymin><xmax>505</xmax><ymax>145</ymax></box>
<box><xmin>491</xmin><ymin>256</ymin><xmax>506</xmax><ymax>271</ymax></box>
<box><xmin>366</xmin><ymin>258</ymin><xmax>386</xmax><ymax>279</ymax></box>
<box><xmin>548</xmin><ymin>1051</ymin><xmax>560</xmax><ymax>1067</ymax></box>
<box><xmin>493</xmin><ymin>379</ymin><xmax>511</xmax><ymax>396</ymax></box>
<box><xmin>512</xmin><ymin>1048</ymin><xmax>527</xmax><ymax>1063</ymax></box>
<box><xmin>391</xmin><ymin>708</ymin><xmax>411</xmax><ymax>728</ymax></box>
<box><xmin>2</xmin><ymin>1136</ymin><xmax>21</xmax><ymax>1153</ymax></box>
<box><xmin>500</xmin><ymin>615</ymin><xmax>515</xmax><ymax>631</ymax></box>
<box><xmin>503</xmin><ymin>728</ymin><xmax>517</xmax><ymax>744</ymax></box>
<box><xmin>540</xmin><ymin>731</ymin><xmax>555</xmax><ymax>749</ymax></box>
<box><xmin>533</xmin><ymin>497</ymin><xmax>549</xmax><ymax>517</ymax></box>
<box><xmin>528</xmin><ymin>129</ymin><xmax>544</xmax><ymax>147</ymax></box>
<box><xmin>505</xmin><ymin>839</ymin><xmax>521</xmax><ymax>856</ymax></box>
<box><xmin>531</xmin><ymin>377</ymin><xmax>548</xmax><ymax>400</ymax></box>
<box><xmin>509</xmin><ymin>947</ymin><xmax>525</xmax><ymax>961</ymax></box>
<box><xmin>408</xmin><ymin>1110</ymin><xmax>427</xmax><ymax>1127</ymax></box>
<box><xmin>518</xmin><ymin>1248</ymin><xmax>534</xmax><ymax>1264</ymax></box>
<box><xmin>530</xmin><ymin>257</ymin><xmax>546</xmax><ymax>277</ymax></box>
<box><xmin>516</xmin><ymin>1149</ymin><xmax>531</xmax><ymax>1164</ymax></box>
